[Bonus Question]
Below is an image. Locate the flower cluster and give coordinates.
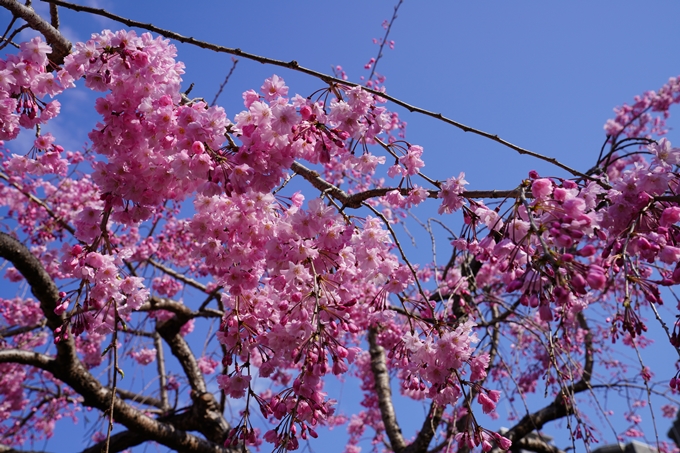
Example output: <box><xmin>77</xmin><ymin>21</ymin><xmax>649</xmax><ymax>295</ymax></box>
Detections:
<box><xmin>0</xmin><ymin>37</ymin><xmax>64</xmax><ymax>140</ymax></box>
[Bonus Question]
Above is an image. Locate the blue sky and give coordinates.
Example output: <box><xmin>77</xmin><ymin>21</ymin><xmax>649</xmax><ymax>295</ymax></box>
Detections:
<box><xmin>3</xmin><ymin>0</ymin><xmax>680</xmax><ymax>451</ymax></box>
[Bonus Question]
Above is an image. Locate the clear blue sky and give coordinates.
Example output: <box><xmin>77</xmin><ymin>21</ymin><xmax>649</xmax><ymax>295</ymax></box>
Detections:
<box><xmin>2</xmin><ymin>1</ymin><xmax>680</xmax><ymax>451</ymax></box>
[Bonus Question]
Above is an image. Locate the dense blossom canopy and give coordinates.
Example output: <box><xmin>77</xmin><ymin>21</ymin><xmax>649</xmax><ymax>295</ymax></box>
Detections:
<box><xmin>1</xmin><ymin>3</ymin><xmax>680</xmax><ymax>453</ymax></box>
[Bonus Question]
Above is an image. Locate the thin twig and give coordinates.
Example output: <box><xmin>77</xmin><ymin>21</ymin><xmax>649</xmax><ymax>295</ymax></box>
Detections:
<box><xmin>367</xmin><ymin>0</ymin><xmax>403</xmax><ymax>83</ymax></box>
<box><xmin>210</xmin><ymin>58</ymin><xmax>239</xmax><ymax>107</ymax></box>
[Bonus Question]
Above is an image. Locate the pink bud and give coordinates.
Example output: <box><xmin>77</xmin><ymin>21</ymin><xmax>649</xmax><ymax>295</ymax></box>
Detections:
<box><xmin>539</xmin><ymin>304</ymin><xmax>553</xmax><ymax>322</ymax></box>
<box><xmin>578</xmin><ymin>245</ymin><xmax>596</xmax><ymax>257</ymax></box>
<box><xmin>495</xmin><ymin>434</ymin><xmax>512</xmax><ymax>450</ymax></box>
<box><xmin>299</xmin><ymin>105</ymin><xmax>312</xmax><ymax>120</ymax></box>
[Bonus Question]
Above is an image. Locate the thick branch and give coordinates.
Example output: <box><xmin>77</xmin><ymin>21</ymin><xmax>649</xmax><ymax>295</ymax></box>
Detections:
<box><xmin>0</xmin><ymin>0</ymin><xmax>71</xmax><ymax>64</ymax></box>
<box><xmin>138</xmin><ymin>296</ymin><xmax>222</xmax><ymax>319</ymax></box>
<box><xmin>48</xmin><ymin>2</ymin><xmax>58</xmax><ymax>29</ymax></box>
<box><xmin>40</xmin><ymin>0</ymin><xmax>593</xmax><ymax>179</ymax></box>
<box><xmin>80</xmin><ymin>430</ymin><xmax>146</xmax><ymax>453</ymax></box>
<box><xmin>0</xmin><ymin>444</ymin><xmax>52</xmax><ymax>453</ymax></box>
<box><xmin>511</xmin><ymin>436</ymin><xmax>566</xmax><ymax>453</ymax></box>
<box><xmin>155</xmin><ymin>307</ymin><xmax>229</xmax><ymax>444</ymax></box>
<box><xmin>156</xmin><ymin>314</ymin><xmax>206</xmax><ymax>394</ymax></box>
<box><xmin>0</xmin><ymin>320</ymin><xmax>46</xmax><ymax>338</ymax></box>
<box><xmin>0</xmin><ymin>233</ymin><xmax>62</xmax><ymax>329</ymax></box>
<box><xmin>0</xmin><ymin>349</ymin><xmax>56</xmax><ymax>370</ymax></box>
<box><xmin>368</xmin><ymin>327</ymin><xmax>406</xmax><ymax>452</ymax></box>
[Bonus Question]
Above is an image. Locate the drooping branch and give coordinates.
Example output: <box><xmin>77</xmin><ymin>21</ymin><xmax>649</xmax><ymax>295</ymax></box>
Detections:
<box><xmin>368</xmin><ymin>327</ymin><xmax>407</xmax><ymax>453</ymax></box>
<box><xmin>211</xmin><ymin>57</ymin><xmax>239</xmax><ymax>107</ymax></box>
<box><xmin>0</xmin><ymin>0</ymin><xmax>71</xmax><ymax>64</ymax></box>
<box><xmin>502</xmin><ymin>314</ymin><xmax>594</xmax><ymax>445</ymax></box>
<box><xmin>38</xmin><ymin>0</ymin><xmax>593</xmax><ymax>179</ymax></box>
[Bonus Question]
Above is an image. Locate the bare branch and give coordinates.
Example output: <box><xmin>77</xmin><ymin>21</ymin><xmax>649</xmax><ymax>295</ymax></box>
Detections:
<box><xmin>154</xmin><ymin>332</ymin><xmax>170</xmax><ymax>410</ymax></box>
<box><xmin>80</xmin><ymin>430</ymin><xmax>145</xmax><ymax>453</ymax></box>
<box><xmin>113</xmin><ymin>388</ymin><xmax>164</xmax><ymax>410</ymax></box>
<box><xmin>0</xmin><ymin>348</ymin><xmax>55</xmax><ymax>370</ymax></box>
<box><xmin>0</xmin><ymin>0</ymin><xmax>71</xmax><ymax>64</ymax></box>
<box><xmin>146</xmin><ymin>259</ymin><xmax>208</xmax><ymax>292</ymax></box>
<box><xmin>0</xmin><ymin>320</ymin><xmax>46</xmax><ymax>338</ymax></box>
<box><xmin>510</xmin><ymin>436</ymin><xmax>566</xmax><ymax>453</ymax></box>
<box><xmin>293</xmin><ymin>161</ymin><xmax>520</xmax><ymax>209</ymax></box>
<box><xmin>368</xmin><ymin>327</ymin><xmax>406</xmax><ymax>453</ymax></box>
<box><xmin>48</xmin><ymin>2</ymin><xmax>58</xmax><ymax>29</ymax></box>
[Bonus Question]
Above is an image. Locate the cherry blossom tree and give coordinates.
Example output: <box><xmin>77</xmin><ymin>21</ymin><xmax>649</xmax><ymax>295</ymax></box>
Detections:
<box><xmin>0</xmin><ymin>1</ymin><xmax>679</xmax><ymax>453</ymax></box>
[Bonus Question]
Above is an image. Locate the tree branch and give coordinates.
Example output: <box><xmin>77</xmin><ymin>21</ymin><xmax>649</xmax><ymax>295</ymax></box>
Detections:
<box><xmin>510</xmin><ymin>436</ymin><xmax>566</xmax><ymax>453</ymax></box>
<box><xmin>0</xmin><ymin>320</ymin><xmax>47</xmax><ymax>338</ymax></box>
<box><xmin>146</xmin><ymin>259</ymin><xmax>208</xmax><ymax>292</ymax></box>
<box><xmin>0</xmin><ymin>233</ymin><xmax>233</xmax><ymax>452</ymax></box>
<box><xmin>0</xmin><ymin>348</ymin><xmax>56</xmax><ymax>370</ymax></box>
<box><xmin>48</xmin><ymin>2</ymin><xmax>58</xmax><ymax>29</ymax></box>
<box><xmin>80</xmin><ymin>430</ymin><xmax>146</xmax><ymax>453</ymax></box>
<box><xmin>0</xmin><ymin>0</ymin><xmax>71</xmax><ymax>64</ymax></box>
<box><xmin>0</xmin><ymin>444</ymin><xmax>53</xmax><ymax>453</ymax></box>
<box><xmin>292</xmin><ymin>161</ymin><xmax>521</xmax><ymax>208</ymax></box>
<box><xmin>113</xmin><ymin>388</ymin><xmax>164</xmax><ymax>410</ymax></box>
<box><xmin>154</xmin><ymin>307</ymin><xmax>229</xmax><ymax>444</ymax></box>
<box><xmin>368</xmin><ymin>327</ymin><xmax>406</xmax><ymax>453</ymax></box>
<box><xmin>0</xmin><ymin>233</ymin><xmax>61</xmax><ymax>329</ymax></box>
<box><xmin>137</xmin><ymin>296</ymin><xmax>223</xmax><ymax>320</ymax></box>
